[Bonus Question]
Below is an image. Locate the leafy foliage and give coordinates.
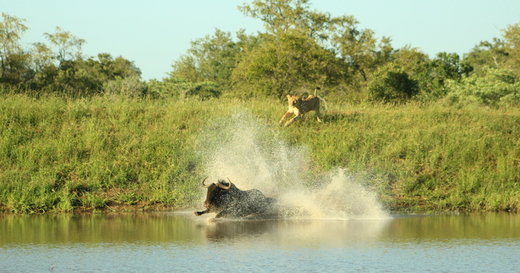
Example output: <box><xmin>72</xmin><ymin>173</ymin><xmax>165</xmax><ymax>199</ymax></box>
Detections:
<box><xmin>231</xmin><ymin>32</ymin><xmax>344</xmax><ymax>98</ymax></box>
<box><xmin>368</xmin><ymin>64</ymin><xmax>418</xmax><ymax>102</ymax></box>
<box><xmin>0</xmin><ymin>13</ymin><xmax>30</xmax><ymax>86</ymax></box>
<box><xmin>27</xmin><ymin>54</ymin><xmax>142</xmax><ymax>96</ymax></box>
<box><xmin>170</xmin><ymin>29</ymin><xmax>260</xmax><ymax>89</ymax></box>
<box><xmin>185</xmin><ymin>82</ymin><xmax>220</xmax><ymax>100</ymax></box>
<box><xmin>503</xmin><ymin>23</ymin><xmax>520</xmax><ymax>74</ymax></box>
<box><xmin>0</xmin><ymin>14</ymin><xmax>143</xmax><ymax>97</ymax></box>
<box><xmin>2</xmin><ymin>1</ymin><xmax>520</xmax><ymax>106</ymax></box>
<box><xmin>146</xmin><ymin>78</ymin><xmax>190</xmax><ymax>99</ymax></box>
<box><xmin>44</xmin><ymin>26</ymin><xmax>85</xmax><ymax>62</ymax></box>
<box><xmin>238</xmin><ymin>0</ymin><xmax>332</xmax><ymax>40</ymax></box>
<box><xmin>445</xmin><ymin>68</ymin><xmax>520</xmax><ymax>106</ymax></box>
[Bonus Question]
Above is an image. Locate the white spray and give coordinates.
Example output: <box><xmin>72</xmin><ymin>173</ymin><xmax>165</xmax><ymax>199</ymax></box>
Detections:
<box><xmin>198</xmin><ymin>111</ymin><xmax>388</xmax><ymax>220</ymax></box>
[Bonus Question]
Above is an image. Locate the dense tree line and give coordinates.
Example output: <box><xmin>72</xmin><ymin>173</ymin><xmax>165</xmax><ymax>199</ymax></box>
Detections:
<box><xmin>169</xmin><ymin>0</ymin><xmax>520</xmax><ymax>106</ymax></box>
<box><xmin>2</xmin><ymin>0</ymin><xmax>520</xmax><ymax>106</ymax></box>
<box><xmin>0</xmin><ymin>13</ymin><xmax>142</xmax><ymax>97</ymax></box>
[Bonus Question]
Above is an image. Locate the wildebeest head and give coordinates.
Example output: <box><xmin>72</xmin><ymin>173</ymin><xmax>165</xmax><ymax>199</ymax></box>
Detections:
<box><xmin>201</xmin><ymin>177</ymin><xmax>235</xmax><ymax>210</ymax></box>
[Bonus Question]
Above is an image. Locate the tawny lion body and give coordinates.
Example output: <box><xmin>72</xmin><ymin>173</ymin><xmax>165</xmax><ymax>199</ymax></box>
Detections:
<box><xmin>279</xmin><ymin>91</ymin><xmax>322</xmax><ymax>127</ymax></box>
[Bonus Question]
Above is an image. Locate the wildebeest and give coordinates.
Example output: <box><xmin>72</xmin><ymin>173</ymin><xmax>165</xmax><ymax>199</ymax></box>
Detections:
<box><xmin>194</xmin><ymin>177</ymin><xmax>277</xmax><ymax>218</ymax></box>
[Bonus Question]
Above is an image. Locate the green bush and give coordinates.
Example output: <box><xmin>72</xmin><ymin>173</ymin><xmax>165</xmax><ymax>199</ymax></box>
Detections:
<box><xmin>368</xmin><ymin>64</ymin><xmax>419</xmax><ymax>103</ymax></box>
<box><xmin>185</xmin><ymin>82</ymin><xmax>220</xmax><ymax>100</ymax></box>
<box><xmin>445</xmin><ymin>68</ymin><xmax>520</xmax><ymax>106</ymax></box>
<box><xmin>146</xmin><ymin>79</ymin><xmax>190</xmax><ymax>99</ymax></box>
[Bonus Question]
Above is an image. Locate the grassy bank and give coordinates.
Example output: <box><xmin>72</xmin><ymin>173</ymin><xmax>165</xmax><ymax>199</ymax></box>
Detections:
<box><xmin>1</xmin><ymin>94</ymin><xmax>519</xmax><ymax>213</ymax></box>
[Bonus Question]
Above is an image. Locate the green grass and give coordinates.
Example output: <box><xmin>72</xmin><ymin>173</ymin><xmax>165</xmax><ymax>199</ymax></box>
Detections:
<box><xmin>293</xmin><ymin>104</ymin><xmax>520</xmax><ymax>212</ymax></box>
<box><xmin>1</xmin><ymin>94</ymin><xmax>519</xmax><ymax>213</ymax></box>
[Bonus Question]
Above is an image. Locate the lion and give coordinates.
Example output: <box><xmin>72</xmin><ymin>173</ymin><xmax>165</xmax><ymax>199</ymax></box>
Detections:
<box><xmin>279</xmin><ymin>88</ymin><xmax>323</xmax><ymax>127</ymax></box>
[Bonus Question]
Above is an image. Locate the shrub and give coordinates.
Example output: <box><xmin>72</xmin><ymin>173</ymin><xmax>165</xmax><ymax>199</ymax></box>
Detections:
<box><xmin>445</xmin><ymin>68</ymin><xmax>520</xmax><ymax>107</ymax></box>
<box><xmin>185</xmin><ymin>82</ymin><xmax>221</xmax><ymax>100</ymax></box>
<box><xmin>146</xmin><ymin>79</ymin><xmax>190</xmax><ymax>99</ymax></box>
<box><xmin>368</xmin><ymin>64</ymin><xmax>419</xmax><ymax>103</ymax></box>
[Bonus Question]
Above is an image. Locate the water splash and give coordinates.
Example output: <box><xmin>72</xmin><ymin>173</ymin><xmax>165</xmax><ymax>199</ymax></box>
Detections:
<box><xmin>198</xmin><ymin>111</ymin><xmax>388</xmax><ymax>220</ymax></box>
<box><xmin>278</xmin><ymin>169</ymin><xmax>388</xmax><ymax>219</ymax></box>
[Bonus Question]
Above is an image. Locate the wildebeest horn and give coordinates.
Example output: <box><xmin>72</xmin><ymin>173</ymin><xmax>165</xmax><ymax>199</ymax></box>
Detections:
<box><xmin>201</xmin><ymin>176</ymin><xmax>210</xmax><ymax>188</ymax></box>
<box><xmin>217</xmin><ymin>179</ymin><xmax>232</xmax><ymax>190</ymax></box>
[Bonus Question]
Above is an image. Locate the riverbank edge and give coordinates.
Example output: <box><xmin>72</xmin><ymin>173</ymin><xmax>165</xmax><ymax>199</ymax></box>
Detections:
<box><xmin>0</xmin><ymin>199</ymin><xmax>517</xmax><ymax>215</ymax></box>
<box><xmin>1</xmin><ymin>95</ymin><xmax>519</xmax><ymax>214</ymax></box>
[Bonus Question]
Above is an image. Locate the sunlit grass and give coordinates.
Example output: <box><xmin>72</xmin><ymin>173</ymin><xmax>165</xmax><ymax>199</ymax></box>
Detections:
<box><xmin>1</xmin><ymin>94</ymin><xmax>518</xmax><ymax>213</ymax></box>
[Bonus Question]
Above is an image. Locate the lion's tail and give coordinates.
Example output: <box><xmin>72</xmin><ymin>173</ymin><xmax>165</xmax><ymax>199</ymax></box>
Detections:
<box><xmin>314</xmin><ymin>87</ymin><xmax>328</xmax><ymax>111</ymax></box>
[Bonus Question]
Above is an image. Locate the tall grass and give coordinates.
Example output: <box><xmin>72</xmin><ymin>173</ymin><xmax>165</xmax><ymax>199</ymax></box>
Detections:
<box><xmin>283</xmin><ymin>103</ymin><xmax>520</xmax><ymax>212</ymax></box>
<box><xmin>0</xmin><ymin>94</ymin><xmax>518</xmax><ymax>213</ymax></box>
<box><xmin>0</xmin><ymin>95</ymin><xmax>215</xmax><ymax>212</ymax></box>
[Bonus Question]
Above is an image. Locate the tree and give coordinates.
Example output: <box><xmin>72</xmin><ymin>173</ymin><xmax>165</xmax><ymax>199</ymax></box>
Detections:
<box><xmin>0</xmin><ymin>13</ymin><xmax>145</xmax><ymax>96</ymax></box>
<box><xmin>463</xmin><ymin>38</ymin><xmax>508</xmax><ymax>75</ymax></box>
<box><xmin>374</xmin><ymin>36</ymin><xmax>394</xmax><ymax>67</ymax></box>
<box><xmin>0</xmin><ymin>13</ymin><xmax>30</xmax><ymax>85</ymax></box>
<box><xmin>170</xmin><ymin>55</ymin><xmax>201</xmax><ymax>83</ymax></box>
<box><xmin>430</xmin><ymin>53</ymin><xmax>469</xmax><ymax>81</ymax></box>
<box><xmin>231</xmin><ymin>31</ymin><xmax>344</xmax><ymax>98</ymax></box>
<box><xmin>44</xmin><ymin>27</ymin><xmax>85</xmax><ymax>63</ymax></box>
<box><xmin>420</xmin><ymin>52</ymin><xmax>470</xmax><ymax>99</ymax></box>
<box><xmin>96</xmin><ymin>53</ymin><xmax>141</xmax><ymax>79</ymax></box>
<box><xmin>30</xmin><ymin>42</ymin><xmax>53</xmax><ymax>71</ymax></box>
<box><xmin>239</xmin><ymin>0</ymin><xmax>332</xmax><ymax>40</ymax></box>
<box><xmin>170</xmin><ymin>29</ymin><xmax>243</xmax><ymax>86</ymax></box>
<box><xmin>29</xmin><ymin>53</ymin><xmax>142</xmax><ymax>96</ymax></box>
<box><xmin>239</xmin><ymin>0</ymin><xmax>392</xmax><ymax>84</ymax></box>
<box><xmin>390</xmin><ymin>48</ymin><xmax>470</xmax><ymax>99</ymax></box>
<box><xmin>462</xmin><ymin>22</ymin><xmax>520</xmax><ymax>76</ymax></box>
<box><xmin>391</xmin><ymin>46</ymin><xmax>430</xmax><ymax>73</ymax></box>
<box><xmin>503</xmin><ymin>23</ymin><xmax>520</xmax><ymax>74</ymax></box>
<box><xmin>329</xmin><ymin>15</ymin><xmax>381</xmax><ymax>81</ymax></box>
<box><xmin>237</xmin><ymin>0</ymin><xmax>398</xmax><ymax>97</ymax></box>
<box><xmin>445</xmin><ymin>67</ymin><xmax>520</xmax><ymax>106</ymax></box>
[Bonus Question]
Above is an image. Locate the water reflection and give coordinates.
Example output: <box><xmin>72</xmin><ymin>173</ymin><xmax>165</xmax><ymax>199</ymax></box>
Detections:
<box><xmin>202</xmin><ymin>218</ymin><xmax>390</xmax><ymax>247</ymax></box>
<box><xmin>385</xmin><ymin>214</ymin><xmax>520</xmax><ymax>242</ymax></box>
<box><xmin>0</xmin><ymin>212</ymin><xmax>205</xmax><ymax>245</ymax></box>
<box><xmin>0</xmin><ymin>212</ymin><xmax>519</xmax><ymax>247</ymax></box>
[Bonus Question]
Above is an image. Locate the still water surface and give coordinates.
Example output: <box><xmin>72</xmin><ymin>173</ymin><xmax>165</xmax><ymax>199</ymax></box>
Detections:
<box><xmin>1</xmin><ymin>212</ymin><xmax>519</xmax><ymax>272</ymax></box>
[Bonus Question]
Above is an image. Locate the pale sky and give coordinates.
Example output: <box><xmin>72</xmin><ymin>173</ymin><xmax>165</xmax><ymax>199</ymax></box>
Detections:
<box><xmin>2</xmin><ymin>0</ymin><xmax>520</xmax><ymax>80</ymax></box>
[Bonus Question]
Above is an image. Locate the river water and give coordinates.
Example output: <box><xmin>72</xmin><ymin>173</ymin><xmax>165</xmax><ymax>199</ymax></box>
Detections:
<box><xmin>0</xmin><ymin>212</ymin><xmax>519</xmax><ymax>272</ymax></box>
